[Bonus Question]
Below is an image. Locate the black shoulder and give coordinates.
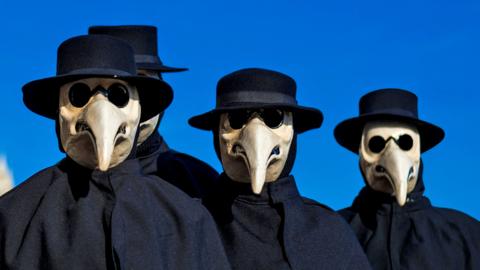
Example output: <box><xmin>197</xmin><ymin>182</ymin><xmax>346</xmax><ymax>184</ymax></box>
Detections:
<box><xmin>337</xmin><ymin>206</ymin><xmax>357</xmax><ymax>222</ymax></box>
<box><xmin>143</xmin><ymin>174</ymin><xmax>213</xmax><ymax>224</ymax></box>
<box><xmin>300</xmin><ymin>196</ymin><xmax>355</xmax><ymax>228</ymax></box>
<box><xmin>159</xmin><ymin>150</ymin><xmax>219</xmax><ymax>177</ymax></box>
<box><xmin>432</xmin><ymin>207</ymin><xmax>480</xmax><ymax>235</ymax></box>
<box><xmin>0</xmin><ymin>164</ymin><xmax>62</xmax><ymax>210</ymax></box>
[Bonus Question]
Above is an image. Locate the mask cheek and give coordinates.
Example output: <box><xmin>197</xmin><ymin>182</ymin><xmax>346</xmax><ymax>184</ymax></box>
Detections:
<box><xmin>109</xmin><ymin>125</ymin><xmax>135</xmax><ymax>168</ymax></box>
<box><xmin>360</xmin><ymin>155</ymin><xmax>394</xmax><ymax>194</ymax></box>
<box><xmin>406</xmin><ymin>158</ymin><xmax>420</xmax><ymax>193</ymax></box>
<box><xmin>59</xmin><ymin>106</ymin><xmax>98</xmax><ymax>169</ymax></box>
<box><xmin>219</xmin><ymin>133</ymin><xmax>251</xmax><ymax>183</ymax></box>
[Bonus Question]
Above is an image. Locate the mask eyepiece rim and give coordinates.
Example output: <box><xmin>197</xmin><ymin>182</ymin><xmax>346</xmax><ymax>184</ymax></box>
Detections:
<box><xmin>68</xmin><ymin>82</ymin><xmax>92</xmax><ymax>108</ymax></box>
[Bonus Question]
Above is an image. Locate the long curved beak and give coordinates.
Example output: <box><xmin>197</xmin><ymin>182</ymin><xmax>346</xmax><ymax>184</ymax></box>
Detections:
<box><xmin>82</xmin><ymin>100</ymin><xmax>126</xmax><ymax>171</ymax></box>
<box><xmin>231</xmin><ymin>120</ymin><xmax>281</xmax><ymax>194</ymax></box>
<box><xmin>377</xmin><ymin>144</ymin><xmax>415</xmax><ymax>206</ymax></box>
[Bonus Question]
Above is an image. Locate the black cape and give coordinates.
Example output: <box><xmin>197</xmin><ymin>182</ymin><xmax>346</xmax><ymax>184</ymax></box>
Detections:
<box><xmin>339</xmin><ymin>176</ymin><xmax>480</xmax><ymax>270</ymax></box>
<box><xmin>136</xmin><ymin>131</ymin><xmax>219</xmax><ymax>198</ymax></box>
<box><xmin>203</xmin><ymin>173</ymin><xmax>372</xmax><ymax>270</ymax></box>
<box><xmin>0</xmin><ymin>158</ymin><xmax>230</xmax><ymax>270</ymax></box>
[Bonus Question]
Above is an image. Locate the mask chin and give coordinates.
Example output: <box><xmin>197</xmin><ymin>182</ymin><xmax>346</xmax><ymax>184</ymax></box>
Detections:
<box><xmin>218</xmin><ymin>112</ymin><xmax>294</xmax><ymax>194</ymax></box>
<box><xmin>359</xmin><ymin>121</ymin><xmax>421</xmax><ymax>206</ymax></box>
<box><xmin>58</xmin><ymin>78</ymin><xmax>141</xmax><ymax>171</ymax></box>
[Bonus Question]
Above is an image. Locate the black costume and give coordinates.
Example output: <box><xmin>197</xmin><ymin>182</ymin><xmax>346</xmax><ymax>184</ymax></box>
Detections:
<box><xmin>136</xmin><ymin>131</ymin><xmax>219</xmax><ymax>198</ymax></box>
<box><xmin>0</xmin><ymin>158</ymin><xmax>230</xmax><ymax>270</ymax></box>
<box><xmin>204</xmin><ymin>174</ymin><xmax>371</xmax><ymax>270</ymax></box>
<box><xmin>88</xmin><ymin>26</ymin><xmax>219</xmax><ymax>199</ymax></box>
<box><xmin>335</xmin><ymin>89</ymin><xmax>480</xmax><ymax>270</ymax></box>
<box><xmin>339</xmin><ymin>172</ymin><xmax>480</xmax><ymax>270</ymax></box>
<box><xmin>1</xmin><ymin>34</ymin><xmax>230</xmax><ymax>270</ymax></box>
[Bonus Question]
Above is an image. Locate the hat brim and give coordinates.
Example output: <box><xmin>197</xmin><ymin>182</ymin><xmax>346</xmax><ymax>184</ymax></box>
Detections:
<box><xmin>334</xmin><ymin>113</ymin><xmax>445</xmax><ymax>153</ymax></box>
<box><xmin>189</xmin><ymin>103</ymin><xmax>323</xmax><ymax>134</ymax></box>
<box><xmin>22</xmin><ymin>71</ymin><xmax>173</xmax><ymax>121</ymax></box>
<box><xmin>136</xmin><ymin>62</ymin><xmax>188</xmax><ymax>73</ymax></box>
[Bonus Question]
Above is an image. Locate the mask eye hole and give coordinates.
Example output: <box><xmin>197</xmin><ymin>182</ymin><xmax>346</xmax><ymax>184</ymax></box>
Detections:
<box><xmin>227</xmin><ymin>110</ymin><xmax>248</xmax><ymax>129</ymax></box>
<box><xmin>368</xmin><ymin>136</ymin><xmax>386</xmax><ymax>153</ymax></box>
<box><xmin>68</xmin><ymin>83</ymin><xmax>91</xmax><ymax>108</ymax></box>
<box><xmin>262</xmin><ymin>109</ymin><xmax>284</xmax><ymax>128</ymax></box>
<box><xmin>108</xmin><ymin>83</ymin><xmax>130</xmax><ymax>108</ymax></box>
<box><xmin>397</xmin><ymin>134</ymin><xmax>413</xmax><ymax>151</ymax></box>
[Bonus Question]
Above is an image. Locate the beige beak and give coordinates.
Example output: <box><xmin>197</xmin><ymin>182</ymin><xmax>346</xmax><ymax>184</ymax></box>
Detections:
<box><xmin>231</xmin><ymin>119</ymin><xmax>282</xmax><ymax>194</ymax></box>
<box><xmin>377</xmin><ymin>143</ymin><xmax>415</xmax><ymax>206</ymax></box>
<box><xmin>82</xmin><ymin>100</ymin><xmax>126</xmax><ymax>171</ymax></box>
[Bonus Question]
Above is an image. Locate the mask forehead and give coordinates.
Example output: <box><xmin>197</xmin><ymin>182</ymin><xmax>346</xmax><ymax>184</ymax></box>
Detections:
<box><xmin>58</xmin><ymin>77</ymin><xmax>141</xmax><ymax>170</ymax></box>
<box><xmin>218</xmin><ymin>110</ymin><xmax>294</xmax><ymax>194</ymax></box>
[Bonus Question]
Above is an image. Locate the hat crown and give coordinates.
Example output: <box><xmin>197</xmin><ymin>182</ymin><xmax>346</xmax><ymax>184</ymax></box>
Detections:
<box><xmin>57</xmin><ymin>35</ymin><xmax>137</xmax><ymax>76</ymax></box>
<box><xmin>359</xmin><ymin>88</ymin><xmax>418</xmax><ymax>119</ymax></box>
<box><xmin>88</xmin><ymin>25</ymin><xmax>158</xmax><ymax>56</ymax></box>
<box><xmin>216</xmin><ymin>68</ymin><xmax>297</xmax><ymax>107</ymax></box>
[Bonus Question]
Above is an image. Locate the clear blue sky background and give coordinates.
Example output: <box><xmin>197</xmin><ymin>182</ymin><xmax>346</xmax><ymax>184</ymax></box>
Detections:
<box><xmin>0</xmin><ymin>0</ymin><xmax>478</xmax><ymax>219</ymax></box>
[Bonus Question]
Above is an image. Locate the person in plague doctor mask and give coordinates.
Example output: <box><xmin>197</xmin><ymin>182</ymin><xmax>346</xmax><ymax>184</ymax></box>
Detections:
<box><xmin>0</xmin><ymin>35</ymin><xmax>230</xmax><ymax>269</ymax></box>
<box><xmin>88</xmin><ymin>25</ymin><xmax>220</xmax><ymax>199</ymax></box>
<box><xmin>335</xmin><ymin>89</ymin><xmax>480</xmax><ymax>270</ymax></box>
<box><xmin>189</xmin><ymin>68</ymin><xmax>371</xmax><ymax>270</ymax></box>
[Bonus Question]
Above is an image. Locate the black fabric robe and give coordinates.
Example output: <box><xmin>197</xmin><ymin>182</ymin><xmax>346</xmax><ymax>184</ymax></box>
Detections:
<box><xmin>203</xmin><ymin>173</ymin><xmax>372</xmax><ymax>270</ymax></box>
<box><xmin>0</xmin><ymin>157</ymin><xmax>230</xmax><ymax>270</ymax></box>
<box><xmin>339</xmin><ymin>176</ymin><xmax>480</xmax><ymax>270</ymax></box>
<box><xmin>136</xmin><ymin>131</ymin><xmax>219</xmax><ymax>198</ymax></box>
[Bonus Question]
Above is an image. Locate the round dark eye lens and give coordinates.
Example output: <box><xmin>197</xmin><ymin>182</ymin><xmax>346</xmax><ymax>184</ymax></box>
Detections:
<box><xmin>263</xmin><ymin>109</ymin><xmax>284</xmax><ymax>128</ymax></box>
<box><xmin>68</xmin><ymin>83</ymin><xmax>91</xmax><ymax>108</ymax></box>
<box><xmin>108</xmin><ymin>84</ymin><xmax>129</xmax><ymax>108</ymax></box>
<box><xmin>368</xmin><ymin>136</ymin><xmax>386</xmax><ymax>153</ymax></box>
<box><xmin>398</xmin><ymin>134</ymin><xmax>414</xmax><ymax>151</ymax></box>
<box><xmin>228</xmin><ymin>111</ymin><xmax>248</xmax><ymax>129</ymax></box>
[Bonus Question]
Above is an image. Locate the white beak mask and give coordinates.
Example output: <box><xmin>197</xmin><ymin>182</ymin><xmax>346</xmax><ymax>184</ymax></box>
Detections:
<box><xmin>219</xmin><ymin>109</ymin><xmax>294</xmax><ymax>194</ymax></box>
<box><xmin>58</xmin><ymin>78</ymin><xmax>141</xmax><ymax>171</ymax></box>
<box><xmin>360</xmin><ymin>121</ymin><xmax>421</xmax><ymax>206</ymax></box>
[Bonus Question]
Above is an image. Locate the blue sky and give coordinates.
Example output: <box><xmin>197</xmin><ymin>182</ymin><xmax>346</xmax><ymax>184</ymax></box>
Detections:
<box><xmin>0</xmin><ymin>0</ymin><xmax>478</xmax><ymax>219</ymax></box>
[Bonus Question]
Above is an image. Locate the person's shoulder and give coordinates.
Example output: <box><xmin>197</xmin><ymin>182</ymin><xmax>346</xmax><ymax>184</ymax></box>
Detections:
<box><xmin>160</xmin><ymin>150</ymin><xmax>218</xmax><ymax>174</ymax></box>
<box><xmin>301</xmin><ymin>196</ymin><xmax>355</xmax><ymax>228</ymax></box>
<box><xmin>0</xmin><ymin>163</ymin><xmax>62</xmax><ymax>206</ymax></box>
<box><xmin>144</xmin><ymin>174</ymin><xmax>213</xmax><ymax>222</ymax></box>
<box><xmin>431</xmin><ymin>206</ymin><xmax>480</xmax><ymax>233</ymax></box>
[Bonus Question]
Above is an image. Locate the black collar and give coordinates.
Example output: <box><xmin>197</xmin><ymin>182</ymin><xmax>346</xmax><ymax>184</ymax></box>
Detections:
<box><xmin>217</xmin><ymin>173</ymin><xmax>301</xmax><ymax>205</ymax></box>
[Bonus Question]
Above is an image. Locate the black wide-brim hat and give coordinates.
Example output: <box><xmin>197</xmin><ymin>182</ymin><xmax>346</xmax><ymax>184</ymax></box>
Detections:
<box><xmin>334</xmin><ymin>88</ymin><xmax>445</xmax><ymax>153</ymax></box>
<box><xmin>88</xmin><ymin>25</ymin><xmax>187</xmax><ymax>72</ymax></box>
<box><xmin>188</xmin><ymin>68</ymin><xmax>323</xmax><ymax>134</ymax></box>
<box><xmin>22</xmin><ymin>35</ymin><xmax>173</xmax><ymax>121</ymax></box>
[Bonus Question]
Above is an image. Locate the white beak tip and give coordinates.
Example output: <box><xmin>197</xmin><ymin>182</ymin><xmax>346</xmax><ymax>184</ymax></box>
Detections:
<box><xmin>98</xmin><ymin>161</ymin><xmax>110</xmax><ymax>172</ymax></box>
<box><xmin>251</xmin><ymin>181</ymin><xmax>265</xmax><ymax>195</ymax></box>
<box><xmin>395</xmin><ymin>194</ymin><xmax>407</xmax><ymax>207</ymax></box>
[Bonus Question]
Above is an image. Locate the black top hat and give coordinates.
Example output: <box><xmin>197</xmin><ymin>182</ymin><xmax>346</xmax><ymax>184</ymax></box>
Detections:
<box><xmin>188</xmin><ymin>68</ymin><xmax>323</xmax><ymax>133</ymax></box>
<box><xmin>88</xmin><ymin>25</ymin><xmax>187</xmax><ymax>72</ymax></box>
<box><xmin>334</xmin><ymin>88</ymin><xmax>445</xmax><ymax>153</ymax></box>
<box><xmin>22</xmin><ymin>35</ymin><xmax>173</xmax><ymax>121</ymax></box>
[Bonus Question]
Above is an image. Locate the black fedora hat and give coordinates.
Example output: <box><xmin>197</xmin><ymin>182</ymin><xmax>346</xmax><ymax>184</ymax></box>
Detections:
<box><xmin>22</xmin><ymin>35</ymin><xmax>173</xmax><ymax>121</ymax></box>
<box><xmin>334</xmin><ymin>88</ymin><xmax>445</xmax><ymax>153</ymax></box>
<box><xmin>88</xmin><ymin>25</ymin><xmax>187</xmax><ymax>72</ymax></box>
<box><xmin>188</xmin><ymin>68</ymin><xmax>323</xmax><ymax>133</ymax></box>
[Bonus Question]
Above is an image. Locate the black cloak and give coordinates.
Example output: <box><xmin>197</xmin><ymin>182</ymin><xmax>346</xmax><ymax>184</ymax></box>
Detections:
<box><xmin>0</xmin><ymin>157</ymin><xmax>230</xmax><ymax>270</ymax></box>
<box><xmin>203</xmin><ymin>173</ymin><xmax>372</xmax><ymax>270</ymax></box>
<box><xmin>339</xmin><ymin>173</ymin><xmax>480</xmax><ymax>270</ymax></box>
<box><xmin>136</xmin><ymin>130</ymin><xmax>219</xmax><ymax>198</ymax></box>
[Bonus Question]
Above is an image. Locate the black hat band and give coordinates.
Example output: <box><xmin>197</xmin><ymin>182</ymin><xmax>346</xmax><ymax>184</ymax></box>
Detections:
<box><xmin>134</xmin><ymin>54</ymin><xmax>161</xmax><ymax>65</ymax></box>
<box><xmin>216</xmin><ymin>90</ymin><xmax>297</xmax><ymax>107</ymax></box>
<box><xmin>362</xmin><ymin>108</ymin><xmax>418</xmax><ymax>119</ymax></box>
